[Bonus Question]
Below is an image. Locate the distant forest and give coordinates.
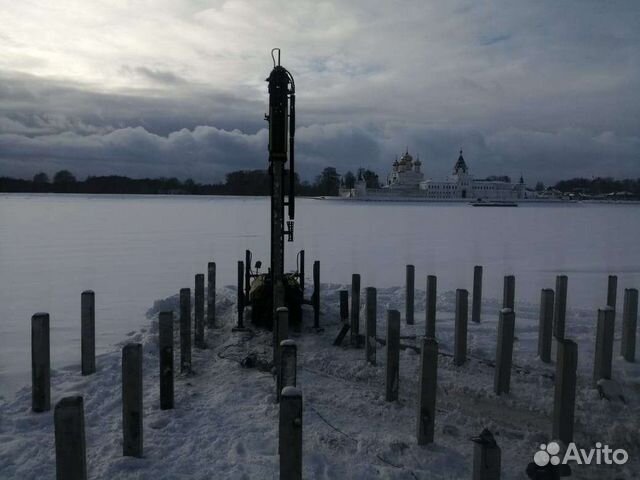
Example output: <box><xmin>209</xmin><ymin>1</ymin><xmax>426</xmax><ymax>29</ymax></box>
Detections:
<box><xmin>1</xmin><ymin>169</ymin><xmax>639</xmax><ymax>197</ymax></box>
<box><xmin>551</xmin><ymin>177</ymin><xmax>640</xmax><ymax>196</ymax></box>
<box><xmin>0</xmin><ymin>167</ymin><xmax>345</xmax><ymax>196</ymax></box>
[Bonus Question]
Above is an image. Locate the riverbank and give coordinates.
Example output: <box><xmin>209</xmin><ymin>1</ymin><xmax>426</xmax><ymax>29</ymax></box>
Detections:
<box><xmin>318</xmin><ymin>196</ymin><xmax>640</xmax><ymax>204</ymax></box>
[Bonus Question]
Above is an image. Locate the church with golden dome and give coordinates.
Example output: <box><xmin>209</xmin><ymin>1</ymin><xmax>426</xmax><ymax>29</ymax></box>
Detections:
<box><xmin>344</xmin><ymin>149</ymin><xmax>526</xmax><ymax>201</ymax></box>
<box><xmin>386</xmin><ymin>150</ymin><xmax>425</xmax><ymax>190</ymax></box>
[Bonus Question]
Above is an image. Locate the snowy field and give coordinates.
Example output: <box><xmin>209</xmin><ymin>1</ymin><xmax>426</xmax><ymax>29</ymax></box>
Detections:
<box><xmin>1</xmin><ymin>283</ymin><xmax>639</xmax><ymax>479</ymax></box>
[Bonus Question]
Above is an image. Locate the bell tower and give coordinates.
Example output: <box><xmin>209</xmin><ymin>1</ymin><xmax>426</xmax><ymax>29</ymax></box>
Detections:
<box><xmin>453</xmin><ymin>150</ymin><xmax>468</xmax><ymax>175</ymax></box>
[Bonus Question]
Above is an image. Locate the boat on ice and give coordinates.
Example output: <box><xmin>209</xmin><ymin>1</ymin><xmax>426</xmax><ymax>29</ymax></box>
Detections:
<box><xmin>471</xmin><ymin>199</ymin><xmax>518</xmax><ymax>207</ymax></box>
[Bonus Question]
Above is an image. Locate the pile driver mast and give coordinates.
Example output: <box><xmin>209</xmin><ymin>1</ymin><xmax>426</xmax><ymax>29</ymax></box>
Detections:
<box><xmin>234</xmin><ymin>51</ymin><xmax>319</xmax><ymax>339</ymax></box>
<box><xmin>266</xmin><ymin>48</ymin><xmax>296</xmax><ymax>316</ymax></box>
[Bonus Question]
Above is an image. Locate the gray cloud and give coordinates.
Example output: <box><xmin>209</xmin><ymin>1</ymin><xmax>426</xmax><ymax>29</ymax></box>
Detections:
<box><xmin>119</xmin><ymin>66</ymin><xmax>189</xmax><ymax>86</ymax></box>
<box><xmin>0</xmin><ymin>0</ymin><xmax>638</xmax><ymax>184</ymax></box>
<box><xmin>2</xmin><ymin>118</ymin><xmax>637</xmax><ymax>185</ymax></box>
<box><xmin>0</xmin><ymin>125</ymin><xmax>266</xmax><ymax>181</ymax></box>
<box><xmin>0</xmin><ymin>71</ymin><xmax>265</xmax><ymax>136</ymax></box>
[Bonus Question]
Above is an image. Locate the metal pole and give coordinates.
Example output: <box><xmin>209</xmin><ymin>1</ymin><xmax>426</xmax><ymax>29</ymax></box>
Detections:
<box><xmin>386</xmin><ymin>310</ymin><xmax>400</xmax><ymax>401</ymax></box>
<box><xmin>299</xmin><ymin>250</ymin><xmax>305</xmax><ymax>292</ymax></box>
<box><xmin>54</xmin><ymin>396</ymin><xmax>87</xmax><ymax>480</ymax></box>
<box><xmin>267</xmin><ymin>58</ymin><xmax>292</xmax><ymax>322</ymax></box>
<box><xmin>235</xmin><ymin>261</ymin><xmax>245</xmax><ymax>330</ymax></box>
<box><xmin>350</xmin><ymin>273</ymin><xmax>361</xmax><ymax>347</ymax></box>
<box><xmin>538</xmin><ymin>289</ymin><xmax>554</xmax><ymax>363</ymax></box>
<box><xmin>274</xmin><ymin>307</ymin><xmax>289</xmax><ymax>371</ymax></box>
<box><xmin>245</xmin><ymin>250</ymin><xmax>251</xmax><ymax>301</ymax></box>
<box><xmin>194</xmin><ymin>274</ymin><xmax>205</xmax><ymax>348</ymax></box>
<box><xmin>454</xmin><ymin>289</ymin><xmax>468</xmax><ymax>366</ymax></box>
<box><xmin>621</xmin><ymin>288</ymin><xmax>638</xmax><ymax>362</ymax></box>
<box><xmin>416</xmin><ymin>337</ymin><xmax>438</xmax><ymax>444</ymax></box>
<box><xmin>472</xmin><ymin>429</ymin><xmax>501</xmax><ymax>480</ymax></box>
<box><xmin>472</xmin><ymin>266</ymin><xmax>482</xmax><ymax>323</ymax></box>
<box><xmin>81</xmin><ymin>290</ymin><xmax>95</xmax><ymax>375</ymax></box>
<box><xmin>426</xmin><ymin>275</ymin><xmax>437</xmax><ymax>338</ymax></box>
<box><xmin>406</xmin><ymin>265</ymin><xmax>415</xmax><ymax>325</ymax></box>
<box><xmin>553</xmin><ymin>275</ymin><xmax>568</xmax><ymax>340</ymax></box>
<box><xmin>31</xmin><ymin>312</ymin><xmax>50</xmax><ymax>412</ymax></box>
<box><xmin>339</xmin><ymin>290</ymin><xmax>349</xmax><ymax>323</ymax></box>
<box><xmin>494</xmin><ymin>308</ymin><xmax>515</xmax><ymax>395</ymax></box>
<box><xmin>607</xmin><ymin>275</ymin><xmax>618</xmax><ymax>309</ymax></box>
<box><xmin>313</xmin><ymin>260</ymin><xmax>320</xmax><ymax>329</ymax></box>
<box><xmin>552</xmin><ymin>339</ymin><xmax>577</xmax><ymax>445</ymax></box>
<box><xmin>502</xmin><ymin>275</ymin><xmax>515</xmax><ymax>310</ymax></box>
<box><xmin>593</xmin><ymin>306</ymin><xmax>615</xmax><ymax>387</ymax></box>
<box><xmin>279</xmin><ymin>387</ymin><xmax>302</xmax><ymax>480</ymax></box>
<box><xmin>159</xmin><ymin>311</ymin><xmax>174</xmax><ymax>410</ymax></box>
<box><xmin>207</xmin><ymin>261</ymin><xmax>216</xmax><ymax>328</ymax></box>
<box><xmin>180</xmin><ymin>288</ymin><xmax>191</xmax><ymax>373</ymax></box>
<box><xmin>122</xmin><ymin>343</ymin><xmax>143</xmax><ymax>457</ymax></box>
<box><xmin>278</xmin><ymin>339</ymin><xmax>297</xmax><ymax>403</ymax></box>
<box><xmin>365</xmin><ymin>287</ymin><xmax>377</xmax><ymax>365</ymax></box>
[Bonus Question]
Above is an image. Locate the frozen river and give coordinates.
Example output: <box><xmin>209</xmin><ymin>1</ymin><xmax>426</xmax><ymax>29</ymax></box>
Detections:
<box><xmin>1</xmin><ymin>194</ymin><xmax>639</xmax><ymax>398</ymax></box>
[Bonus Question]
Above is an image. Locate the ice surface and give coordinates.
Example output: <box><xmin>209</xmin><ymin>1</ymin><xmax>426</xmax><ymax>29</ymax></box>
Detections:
<box><xmin>1</xmin><ymin>195</ymin><xmax>638</xmax><ymax>400</ymax></box>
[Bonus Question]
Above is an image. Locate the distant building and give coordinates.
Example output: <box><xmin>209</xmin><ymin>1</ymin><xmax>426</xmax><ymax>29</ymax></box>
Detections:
<box><xmin>386</xmin><ymin>150</ymin><xmax>425</xmax><ymax>190</ymax></box>
<box><xmin>342</xmin><ymin>150</ymin><xmax>526</xmax><ymax>201</ymax></box>
<box><xmin>418</xmin><ymin>151</ymin><xmax>525</xmax><ymax>200</ymax></box>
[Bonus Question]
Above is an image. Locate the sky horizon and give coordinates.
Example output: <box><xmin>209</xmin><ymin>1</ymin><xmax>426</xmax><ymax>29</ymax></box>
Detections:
<box><xmin>0</xmin><ymin>1</ymin><xmax>639</xmax><ymax>185</ymax></box>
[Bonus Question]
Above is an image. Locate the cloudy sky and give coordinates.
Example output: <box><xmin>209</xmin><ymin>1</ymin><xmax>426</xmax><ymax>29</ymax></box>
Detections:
<box><xmin>0</xmin><ymin>1</ymin><xmax>638</xmax><ymax>184</ymax></box>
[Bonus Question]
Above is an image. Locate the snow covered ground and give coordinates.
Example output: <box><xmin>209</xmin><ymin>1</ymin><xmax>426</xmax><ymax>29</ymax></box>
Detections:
<box><xmin>1</xmin><ymin>283</ymin><xmax>638</xmax><ymax>479</ymax></box>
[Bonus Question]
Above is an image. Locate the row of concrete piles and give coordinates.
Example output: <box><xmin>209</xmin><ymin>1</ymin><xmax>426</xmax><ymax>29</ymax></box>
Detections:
<box><xmin>30</xmin><ymin>263</ymin><xmax>219</xmax><ymax>479</ymax></box>
<box><xmin>27</xmin><ymin>262</ymin><xmax>638</xmax><ymax>479</ymax></box>
<box><xmin>31</xmin><ymin>261</ymin><xmax>306</xmax><ymax>480</ymax></box>
<box><xmin>332</xmin><ymin>267</ymin><xmax>638</xmax><ymax>479</ymax></box>
<box><xmin>31</xmin><ymin>255</ymin><xmax>308</xmax><ymax>480</ymax></box>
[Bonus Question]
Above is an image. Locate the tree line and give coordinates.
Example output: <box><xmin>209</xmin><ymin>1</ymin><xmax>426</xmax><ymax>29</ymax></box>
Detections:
<box><xmin>0</xmin><ymin>167</ymin><xmax>345</xmax><ymax>196</ymax></box>
<box><xmin>552</xmin><ymin>177</ymin><xmax>640</xmax><ymax>196</ymax></box>
<box><xmin>1</xmin><ymin>169</ymin><xmax>638</xmax><ymax>197</ymax></box>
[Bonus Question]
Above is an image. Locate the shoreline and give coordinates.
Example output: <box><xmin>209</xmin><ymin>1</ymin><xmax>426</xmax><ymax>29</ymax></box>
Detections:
<box><xmin>313</xmin><ymin>196</ymin><xmax>640</xmax><ymax>204</ymax></box>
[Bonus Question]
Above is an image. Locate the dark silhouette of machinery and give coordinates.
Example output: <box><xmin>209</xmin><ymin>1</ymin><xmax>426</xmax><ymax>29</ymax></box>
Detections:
<box><xmin>234</xmin><ymin>50</ymin><xmax>319</xmax><ymax>334</ymax></box>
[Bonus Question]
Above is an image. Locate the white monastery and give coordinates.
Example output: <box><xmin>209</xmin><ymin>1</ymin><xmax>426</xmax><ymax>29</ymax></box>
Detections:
<box><xmin>342</xmin><ymin>150</ymin><xmax>526</xmax><ymax>201</ymax></box>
